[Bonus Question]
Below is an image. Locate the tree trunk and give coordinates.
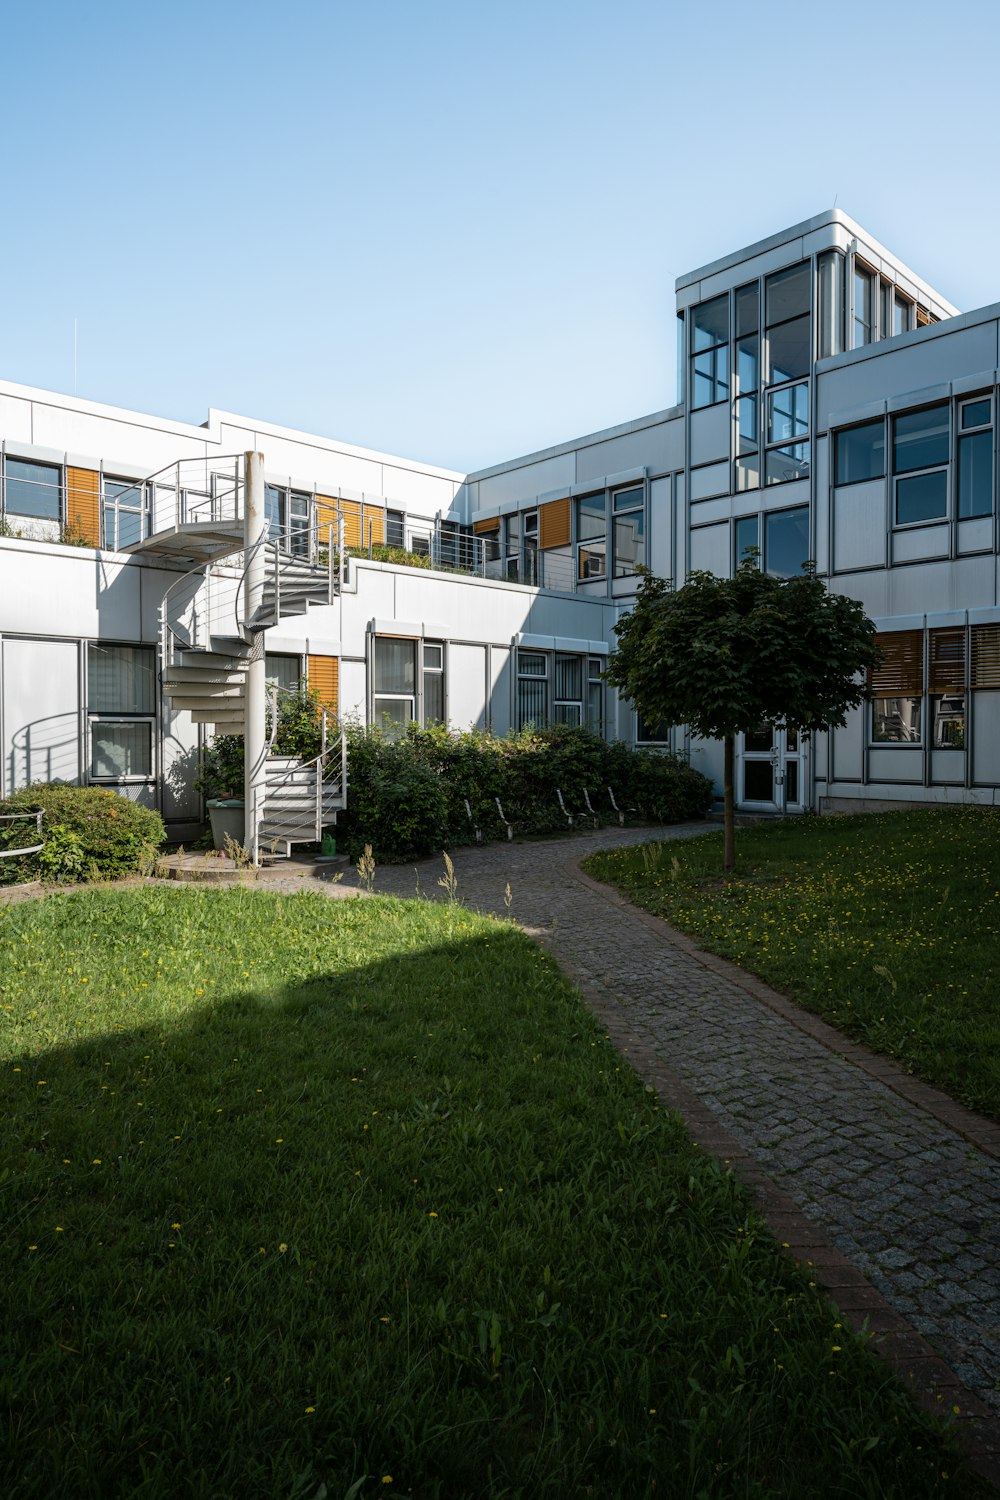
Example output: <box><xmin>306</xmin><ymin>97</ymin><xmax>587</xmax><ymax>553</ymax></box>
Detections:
<box><xmin>723</xmin><ymin>733</ymin><xmax>736</xmax><ymax>875</ymax></box>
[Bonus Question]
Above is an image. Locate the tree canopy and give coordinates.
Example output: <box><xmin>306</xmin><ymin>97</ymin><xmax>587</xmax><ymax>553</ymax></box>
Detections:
<box><xmin>605</xmin><ymin>562</ymin><xmax>882</xmax><ymax>869</ymax></box>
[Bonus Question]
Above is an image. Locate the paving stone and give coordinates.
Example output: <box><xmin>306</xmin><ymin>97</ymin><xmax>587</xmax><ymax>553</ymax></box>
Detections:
<box><xmin>263</xmin><ymin>825</ymin><xmax>1000</xmax><ymax>1421</ymax></box>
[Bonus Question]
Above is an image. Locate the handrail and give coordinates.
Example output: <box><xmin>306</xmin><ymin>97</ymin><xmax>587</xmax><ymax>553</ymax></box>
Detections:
<box><xmin>0</xmin><ymin>809</ymin><xmax>44</xmax><ymax>858</ymax></box>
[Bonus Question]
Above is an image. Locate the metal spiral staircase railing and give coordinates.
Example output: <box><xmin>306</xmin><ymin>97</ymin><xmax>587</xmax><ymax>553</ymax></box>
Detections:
<box><xmin>139</xmin><ymin>455</ymin><xmax>349</xmax><ymax>857</ymax></box>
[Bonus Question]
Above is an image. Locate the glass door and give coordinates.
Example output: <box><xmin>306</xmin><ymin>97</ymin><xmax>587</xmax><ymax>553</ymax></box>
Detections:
<box><xmin>740</xmin><ymin>725</ymin><xmax>803</xmax><ymax>811</ymax></box>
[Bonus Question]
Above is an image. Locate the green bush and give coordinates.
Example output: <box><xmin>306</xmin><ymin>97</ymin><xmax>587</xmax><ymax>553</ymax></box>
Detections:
<box><xmin>337</xmin><ymin>723</ymin><xmax>712</xmax><ymax>859</ymax></box>
<box><xmin>0</xmin><ymin>785</ymin><xmax>165</xmax><ymax>886</ymax></box>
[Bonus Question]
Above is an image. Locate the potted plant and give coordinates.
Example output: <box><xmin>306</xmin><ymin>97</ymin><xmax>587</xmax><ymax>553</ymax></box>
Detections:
<box><xmin>193</xmin><ymin>735</ymin><xmax>245</xmax><ymax>850</ymax></box>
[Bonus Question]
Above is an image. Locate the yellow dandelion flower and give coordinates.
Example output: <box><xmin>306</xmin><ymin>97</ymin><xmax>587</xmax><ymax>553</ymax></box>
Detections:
<box><xmin>279</xmin><ymin>1244</ymin><xmax>288</xmax><ymax>1254</ymax></box>
<box><xmin>305</xmin><ymin>1406</ymin><xmax>315</xmax><ymax>1414</ymax></box>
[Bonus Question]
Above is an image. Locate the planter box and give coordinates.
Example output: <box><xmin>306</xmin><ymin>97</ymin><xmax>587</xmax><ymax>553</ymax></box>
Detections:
<box><xmin>207</xmin><ymin>799</ymin><xmax>245</xmax><ymax>850</ymax></box>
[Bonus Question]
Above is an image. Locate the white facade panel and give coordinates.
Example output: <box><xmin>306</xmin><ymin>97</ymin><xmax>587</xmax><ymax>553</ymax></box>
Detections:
<box><xmin>0</xmin><ymin>394</ymin><xmax>33</xmax><ymax>443</ymax></box>
<box><xmin>818</xmin><ymin>322</ymin><xmax>999</xmax><ymax>421</ymax></box>
<box><xmin>832</xmin><ymin>483</ymin><xmax>887</xmax><ymax>572</ymax></box>
<box><xmin>648</xmin><ymin>476</ymin><xmax>672</xmax><ymax>580</ymax></box>
<box><xmin>488</xmin><ymin>646</ymin><xmax>512</xmax><ymax>735</ymax></box>
<box><xmin>476</xmin><ymin>454</ymin><xmax>575</xmax><ymax>510</ymax></box>
<box><xmin>447</xmin><ymin>643</ymin><xmax>488</xmax><ymax>730</ymax></box>
<box><xmin>891</xmin><ymin>526</ymin><xmax>950</xmax><ymax>564</ymax></box>
<box><xmin>3</xmin><ymin>636</ymin><xmax>80</xmax><ymax>792</ymax></box>
<box><xmin>958</xmin><ymin>518</ymin><xmax>992</xmax><ymax>554</ymax></box>
<box><xmin>973</xmin><ymin>692</ymin><xmax>1000</xmax><ymax>783</ymax></box>
<box><xmin>689</xmin><ymin>403</ymin><xmax>729</xmax><ymax>467</ymax></box>
<box><xmin>689</xmin><ymin>521</ymin><xmax>729</xmax><ymax>576</ymax></box>
<box><xmin>868</xmin><ymin>748</ymin><xmax>923</xmax><ymax>782</ymax></box>
<box><xmin>689</xmin><ymin>462</ymin><xmax>729</xmax><ymax>502</ymax></box>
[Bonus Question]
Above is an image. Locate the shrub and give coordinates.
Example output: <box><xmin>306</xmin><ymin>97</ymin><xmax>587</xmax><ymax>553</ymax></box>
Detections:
<box><xmin>337</xmin><ymin>723</ymin><xmax>712</xmax><ymax>859</ymax></box>
<box><xmin>0</xmin><ymin>784</ymin><xmax>165</xmax><ymax>886</ymax></box>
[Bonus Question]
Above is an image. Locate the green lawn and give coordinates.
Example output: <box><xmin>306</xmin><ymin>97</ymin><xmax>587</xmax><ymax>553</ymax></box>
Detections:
<box><xmin>0</xmin><ymin>886</ymin><xmax>980</xmax><ymax>1498</ymax></box>
<box><xmin>585</xmin><ymin>807</ymin><xmax>1000</xmax><ymax>1120</ymax></box>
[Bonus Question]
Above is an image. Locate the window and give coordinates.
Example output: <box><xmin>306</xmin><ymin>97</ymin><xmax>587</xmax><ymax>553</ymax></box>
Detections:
<box><xmin>587</xmin><ymin>657</ymin><xmax>604</xmax><ymax>735</ymax></box>
<box><xmin>817</xmin><ymin>251</ymin><xmax>845</xmax><ymax>359</ymax></box>
<box><xmin>517</xmin><ymin>650</ymin><xmax>548</xmax><ymax>727</ymax></box>
<box><xmin>870</xmin><ymin>631</ymin><xmax>923</xmax><ymax>743</ymax></box>
<box><xmin>835</xmin><ymin>421</ymin><xmax>886</xmax><ymax>486</ymax></box>
<box><xmin>264</xmin><ymin>484</ymin><xmax>285</xmax><ymax>541</ymax></box>
<box><xmin>265</xmin><ymin>654</ymin><xmax>302</xmax><ymax>695</ymax></box>
<box><xmin>516</xmin><ymin>649</ymin><xmax>599</xmax><ymax>731</ymax></box>
<box><xmin>894</xmin><ymin>404</ymin><xmax>949</xmax><ymax>524</ymax></box>
<box><xmin>87</xmin><ymin>643</ymin><xmax>155</xmax><ymax>781</ymax></box>
<box><xmin>764</xmin><ymin>506</ymin><xmax>809</xmax><ymax>578</ymax></box>
<box><xmin>893</xmin><ymin>293</ymin><xmax>913</xmax><ymax>336</ymax></box>
<box><xmin>853</xmin><ymin>263</ymin><xmax>874</xmax><ymax>347</ymax></box>
<box><xmin>576</xmin><ymin>493</ymin><xmax>606</xmax><ymax>580</ymax></box>
<box><xmin>289</xmin><ymin>491</ymin><xmax>311</xmax><ymax>556</ymax></box>
<box><xmin>958</xmin><ymin>397</ymin><xmax>993</xmax><ymax>519</ymax></box>
<box><xmin>553</xmin><ymin>654</ymin><xmax>582</xmax><ymax>726</ymax></box>
<box><xmin>373</xmin><ymin>636</ymin><xmax>417</xmax><ymax>727</ymax></box>
<box><xmin>636</xmin><ymin>711</ymin><xmax>671</xmax><ymax>743</ymax></box>
<box><xmin>676</xmin><ymin>311</ymin><xmax>686</xmax><ymax>404</ymax></box>
<box><xmin>734</xmin><ymin>281</ymin><xmax>760</xmax><ymax>491</ymax></box>
<box><xmin>423</xmin><ymin>642</ymin><xmax>445</xmax><ymax>723</ymax></box>
<box><xmin>765</xmin><ymin>262</ymin><xmax>810</xmax><ymax>384</ymax></box>
<box><xmin>690</xmin><ymin>294</ymin><xmax>729</xmax><ymax>409</ymax></box>
<box><xmin>103</xmin><ymin>477</ymin><xmax>149</xmax><ymax>550</ymax></box>
<box><xmin>930</xmin><ymin>628</ymin><xmax>965</xmax><ymax>748</ymax></box>
<box><xmin>612</xmin><ymin>487</ymin><xmax>645</xmax><ymax>577</ymax></box>
<box><xmin>4</xmin><ymin>458</ymin><xmax>61</xmax><ymax>521</ymax></box>
<box><xmin>523</xmin><ymin>510</ymin><xmax>539</xmax><ymax>585</ymax></box>
<box><xmin>765</xmin><ymin>381</ymin><xmax>809</xmax><ymax>485</ymax></box>
<box><xmin>735</xmin><ymin>514</ymin><xmax>759</xmax><ymax>568</ymax></box>
<box><xmin>372</xmin><ymin>636</ymin><xmax>445</xmax><ymax>729</ymax></box>
<box><xmin>386</xmin><ymin>509</ymin><xmax>405</xmax><ymax>547</ymax></box>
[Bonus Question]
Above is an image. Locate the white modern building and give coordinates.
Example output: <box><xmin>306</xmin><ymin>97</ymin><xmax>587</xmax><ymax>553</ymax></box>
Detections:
<box><xmin>2</xmin><ymin>208</ymin><xmax>998</xmax><ymax>844</ymax></box>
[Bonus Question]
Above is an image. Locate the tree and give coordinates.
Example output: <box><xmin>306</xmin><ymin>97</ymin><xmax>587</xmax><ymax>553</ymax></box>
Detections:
<box><xmin>605</xmin><ymin>561</ymin><xmax>882</xmax><ymax>873</ymax></box>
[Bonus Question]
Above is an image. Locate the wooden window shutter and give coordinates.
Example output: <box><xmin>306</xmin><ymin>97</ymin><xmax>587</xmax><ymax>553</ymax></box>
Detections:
<box><xmin>929</xmin><ymin>628</ymin><xmax>965</xmax><ymax>694</ymax></box>
<box><xmin>308</xmin><ymin>655</ymin><xmax>339</xmax><ymax>713</ymax></box>
<box><xmin>66</xmin><ymin>467</ymin><xmax>101</xmax><ymax>547</ymax></box>
<box><xmin>539</xmin><ymin>497</ymin><xmax>571</xmax><ymax>549</ymax></box>
<box><xmin>315</xmin><ymin>496</ymin><xmax>339</xmax><ymax>546</ymax></box>
<box><xmin>362</xmin><ymin>504</ymin><xmax>385</xmax><ymax>545</ymax></box>
<box><xmin>473</xmin><ymin>516</ymin><xmax>500</xmax><ymax>535</ymax></box>
<box><xmin>870</xmin><ymin>631</ymin><xmax>924</xmax><ymax>695</ymax></box>
<box><xmin>339</xmin><ymin>499</ymin><xmax>362</xmax><ymax>548</ymax></box>
<box><xmin>972</xmin><ymin>625</ymin><xmax>1000</xmax><ymax>689</ymax></box>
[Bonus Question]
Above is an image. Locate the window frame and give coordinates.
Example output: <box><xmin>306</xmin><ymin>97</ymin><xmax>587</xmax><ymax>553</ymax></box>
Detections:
<box><xmin>690</xmin><ymin>292</ymin><xmax>730</xmax><ymax>410</ymax></box>
<box><xmin>957</xmin><ymin>395</ymin><xmax>993</xmax><ymax>521</ymax></box>
<box><xmin>575</xmin><ymin>492</ymin><xmax>607</xmax><ymax>581</ymax></box>
<box><xmin>892</xmin><ymin>403</ymin><xmax>951</xmax><ymax>527</ymax></box>
<box><xmin>102</xmin><ymin>475</ymin><xmax>150</xmax><ymax>551</ymax></box>
<box><xmin>763</xmin><ymin>504</ymin><xmax>810</xmax><ymax>578</ymax></box>
<box><xmin>3</xmin><ymin>456</ymin><xmax>63</xmax><ymax>523</ymax></box>
<box><xmin>85</xmin><ymin>641</ymin><xmax>157</xmax><ymax>785</ymax></box>
<box><xmin>834</xmin><ymin>419</ymin><xmax>886</xmax><ymax>487</ymax></box>
<box><xmin>611</xmin><ymin>485</ymin><xmax>645</xmax><ymax>578</ymax></box>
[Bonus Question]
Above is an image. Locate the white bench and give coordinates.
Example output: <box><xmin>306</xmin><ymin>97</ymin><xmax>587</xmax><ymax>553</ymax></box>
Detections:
<box><xmin>0</xmin><ymin>810</ymin><xmax>44</xmax><ymax>857</ymax></box>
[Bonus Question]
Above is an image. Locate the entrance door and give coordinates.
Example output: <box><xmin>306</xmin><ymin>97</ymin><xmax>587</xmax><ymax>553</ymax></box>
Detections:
<box><xmin>740</xmin><ymin>724</ymin><xmax>803</xmax><ymax>812</ymax></box>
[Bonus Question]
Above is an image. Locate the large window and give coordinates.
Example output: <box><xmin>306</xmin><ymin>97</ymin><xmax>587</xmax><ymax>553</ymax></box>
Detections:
<box><xmin>765</xmin><ymin>262</ymin><xmax>811</xmax><ymax>385</ymax></box>
<box><xmin>576</xmin><ymin>493</ymin><xmax>606</xmax><ymax>580</ymax></box>
<box><xmin>612</xmin><ymin>487</ymin><xmax>644</xmax><ymax>577</ymax></box>
<box><xmin>734</xmin><ymin>282</ymin><xmax>760</xmax><ymax>492</ymax></box>
<box><xmin>87</xmin><ymin>643</ymin><xmax>155</xmax><ymax>780</ymax></box>
<box><xmin>869</xmin><ymin>631</ymin><xmax>923</xmax><ymax>744</ymax></box>
<box><xmin>691</xmin><ymin>294</ymin><xmax>729</xmax><ymax>409</ymax></box>
<box><xmin>894</xmin><ymin>404</ymin><xmax>949</xmax><ymax>524</ymax></box>
<box><xmin>516</xmin><ymin>649</ymin><xmax>603</xmax><ymax>732</ymax></box>
<box><xmin>958</xmin><ymin>397</ymin><xmax>993</xmax><ymax>519</ymax></box>
<box><xmin>372</xmin><ymin>637</ymin><xmax>445</xmax><ymax>729</ymax></box>
<box><xmin>853</xmin><ymin>264</ymin><xmax>874</xmax><ymax>347</ymax></box>
<box><xmin>835</xmin><ymin>421</ymin><xmax>886</xmax><ymax>485</ymax></box>
<box><xmin>103</xmin><ymin>477</ymin><xmax>149</xmax><ymax>550</ymax></box>
<box><xmin>764</xmin><ymin>506</ymin><xmax>809</xmax><ymax>578</ymax></box>
<box><xmin>735</xmin><ymin>514</ymin><xmax>759</xmax><ymax>568</ymax></box>
<box><xmin>4</xmin><ymin>458</ymin><xmax>61</xmax><ymax>521</ymax></box>
<box><xmin>765</xmin><ymin>381</ymin><xmax>810</xmax><ymax>486</ymax></box>
<box><xmin>929</xmin><ymin>628</ymin><xmax>965</xmax><ymax>749</ymax></box>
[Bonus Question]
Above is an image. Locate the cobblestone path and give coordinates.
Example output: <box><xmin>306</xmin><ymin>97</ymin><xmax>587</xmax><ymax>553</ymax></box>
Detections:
<box><xmin>275</xmin><ymin>824</ymin><xmax>1000</xmax><ymax>1427</ymax></box>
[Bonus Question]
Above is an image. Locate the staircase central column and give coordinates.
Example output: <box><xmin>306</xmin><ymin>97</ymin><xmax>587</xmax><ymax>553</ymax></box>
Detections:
<box><xmin>243</xmin><ymin>451</ymin><xmax>267</xmax><ymax>864</ymax></box>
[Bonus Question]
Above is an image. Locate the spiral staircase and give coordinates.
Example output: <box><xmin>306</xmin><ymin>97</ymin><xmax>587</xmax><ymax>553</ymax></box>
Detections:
<box><xmin>124</xmin><ymin>453</ymin><xmax>348</xmax><ymax>858</ymax></box>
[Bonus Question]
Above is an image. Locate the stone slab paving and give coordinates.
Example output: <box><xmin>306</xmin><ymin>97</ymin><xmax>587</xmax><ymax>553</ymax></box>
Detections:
<box><xmin>282</xmin><ymin>823</ymin><xmax>1000</xmax><ymax>1479</ymax></box>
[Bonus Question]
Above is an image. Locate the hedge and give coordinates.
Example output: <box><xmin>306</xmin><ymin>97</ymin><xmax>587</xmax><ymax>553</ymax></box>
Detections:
<box><xmin>0</xmin><ymin>784</ymin><xmax>165</xmax><ymax>886</ymax></box>
<box><xmin>337</xmin><ymin>723</ymin><xmax>713</xmax><ymax>861</ymax></box>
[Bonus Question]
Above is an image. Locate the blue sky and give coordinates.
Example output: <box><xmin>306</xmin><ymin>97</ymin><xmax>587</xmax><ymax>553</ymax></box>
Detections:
<box><xmin>2</xmin><ymin>0</ymin><xmax>998</xmax><ymax>472</ymax></box>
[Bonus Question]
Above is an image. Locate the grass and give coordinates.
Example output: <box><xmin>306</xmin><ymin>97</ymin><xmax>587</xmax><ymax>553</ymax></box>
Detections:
<box><xmin>584</xmin><ymin>807</ymin><xmax>1000</xmax><ymax>1120</ymax></box>
<box><xmin>0</xmin><ymin>885</ymin><xmax>983</xmax><ymax>1498</ymax></box>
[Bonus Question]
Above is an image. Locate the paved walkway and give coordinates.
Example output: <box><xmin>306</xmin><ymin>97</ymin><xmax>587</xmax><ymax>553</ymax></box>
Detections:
<box><xmin>286</xmin><ymin>824</ymin><xmax>1000</xmax><ymax>1465</ymax></box>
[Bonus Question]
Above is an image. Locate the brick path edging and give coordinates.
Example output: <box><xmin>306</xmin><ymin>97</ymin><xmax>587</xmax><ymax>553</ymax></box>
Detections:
<box><xmin>566</xmin><ymin>859</ymin><xmax>1000</xmax><ymax>1488</ymax></box>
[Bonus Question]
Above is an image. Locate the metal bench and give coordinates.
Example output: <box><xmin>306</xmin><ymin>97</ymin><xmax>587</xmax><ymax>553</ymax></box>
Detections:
<box><xmin>0</xmin><ymin>810</ymin><xmax>44</xmax><ymax>857</ymax></box>
<box><xmin>607</xmin><ymin>786</ymin><xmax>637</xmax><ymax>827</ymax></box>
<box><xmin>494</xmin><ymin>797</ymin><xmax>514</xmax><ymax>841</ymax></box>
